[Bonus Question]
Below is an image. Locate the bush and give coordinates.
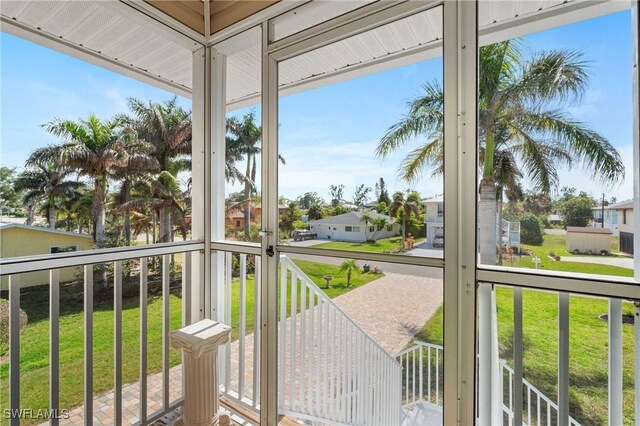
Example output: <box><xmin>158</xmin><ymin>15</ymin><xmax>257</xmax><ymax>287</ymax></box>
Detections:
<box><xmin>0</xmin><ymin>299</ymin><xmax>28</xmax><ymax>349</ymax></box>
<box><xmin>519</xmin><ymin>213</ymin><xmax>544</xmax><ymax>246</ymax></box>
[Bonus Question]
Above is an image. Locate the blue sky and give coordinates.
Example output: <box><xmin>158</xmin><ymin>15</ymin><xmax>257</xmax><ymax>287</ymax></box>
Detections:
<box><xmin>1</xmin><ymin>9</ymin><xmax>635</xmax><ymax>203</ymax></box>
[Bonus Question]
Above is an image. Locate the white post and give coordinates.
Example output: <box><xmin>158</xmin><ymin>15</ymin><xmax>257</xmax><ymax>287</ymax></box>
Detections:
<box><xmin>171</xmin><ymin>319</ymin><xmax>232</xmax><ymax>426</ymax></box>
<box><xmin>608</xmin><ymin>298</ymin><xmax>623</xmax><ymax>426</ymax></box>
<box><xmin>478</xmin><ymin>283</ymin><xmax>499</xmax><ymax>426</ymax></box>
<box><xmin>558</xmin><ymin>293</ymin><xmax>570</xmax><ymax>426</ymax></box>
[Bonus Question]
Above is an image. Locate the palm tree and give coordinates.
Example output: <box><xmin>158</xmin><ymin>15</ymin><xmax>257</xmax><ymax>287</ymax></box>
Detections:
<box><xmin>339</xmin><ymin>259</ymin><xmax>360</xmax><ymax>288</ymax></box>
<box><xmin>360</xmin><ymin>212</ymin><xmax>374</xmax><ymax>241</ymax></box>
<box><xmin>31</xmin><ymin>115</ymin><xmax>127</xmax><ymax>245</ymax></box>
<box><xmin>119</xmin><ymin>97</ymin><xmax>191</xmax><ymax>243</ymax></box>
<box><xmin>388</xmin><ymin>191</ymin><xmax>419</xmax><ymax>248</ymax></box>
<box><xmin>226</xmin><ymin>111</ymin><xmax>286</xmax><ymax>237</ymax></box>
<box><xmin>371</xmin><ymin>217</ymin><xmax>389</xmax><ymax>240</ymax></box>
<box><xmin>376</xmin><ymin>41</ymin><xmax>624</xmax><ymax>263</ymax></box>
<box><xmin>111</xmin><ymin>136</ymin><xmax>159</xmax><ymax>245</ymax></box>
<box><xmin>14</xmin><ymin>163</ymin><xmax>84</xmax><ymax>229</ymax></box>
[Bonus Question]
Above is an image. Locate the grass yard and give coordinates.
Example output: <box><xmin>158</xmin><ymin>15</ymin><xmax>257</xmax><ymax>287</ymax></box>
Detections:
<box><xmin>311</xmin><ymin>236</ymin><xmax>425</xmax><ymax>253</ymax></box>
<box><xmin>0</xmin><ymin>257</ymin><xmax>383</xmax><ymax>425</ymax></box>
<box><xmin>415</xmin><ymin>289</ymin><xmax>637</xmax><ymax>426</ymax></box>
<box><xmin>505</xmin><ymin>234</ymin><xmax>633</xmax><ymax>277</ymax></box>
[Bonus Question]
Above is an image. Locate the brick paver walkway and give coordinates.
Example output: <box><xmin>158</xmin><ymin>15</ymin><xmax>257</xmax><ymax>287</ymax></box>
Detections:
<box><xmin>50</xmin><ymin>271</ymin><xmax>442</xmax><ymax>424</ymax></box>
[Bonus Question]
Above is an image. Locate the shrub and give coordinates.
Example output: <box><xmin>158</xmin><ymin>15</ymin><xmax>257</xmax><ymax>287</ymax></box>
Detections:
<box><xmin>0</xmin><ymin>299</ymin><xmax>28</xmax><ymax>349</ymax></box>
<box><xmin>519</xmin><ymin>213</ymin><xmax>544</xmax><ymax>246</ymax></box>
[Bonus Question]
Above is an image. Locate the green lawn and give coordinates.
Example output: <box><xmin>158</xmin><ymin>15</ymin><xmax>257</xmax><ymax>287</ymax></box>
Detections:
<box><xmin>0</xmin><ymin>258</ymin><xmax>382</xmax><ymax>424</ymax></box>
<box><xmin>311</xmin><ymin>236</ymin><xmax>425</xmax><ymax>253</ymax></box>
<box><xmin>505</xmin><ymin>234</ymin><xmax>633</xmax><ymax>277</ymax></box>
<box><xmin>414</xmin><ymin>290</ymin><xmax>637</xmax><ymax>426</ymax></box>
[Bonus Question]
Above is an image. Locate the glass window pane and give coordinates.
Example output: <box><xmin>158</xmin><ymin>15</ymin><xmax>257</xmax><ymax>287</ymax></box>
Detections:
<box><xmin>213</xmin><ymin>26</ymin><xmax>263</xmax><ymax>243</ymax></box>
<box><xmin>277</xmin><ymin>6</ymin><xmax>444</xmax><ymax>259</ymax></box>
<box><xmin>476</xmin><ymin>2</ymin><xmax>638</xmax><ymax>280</ymax></box>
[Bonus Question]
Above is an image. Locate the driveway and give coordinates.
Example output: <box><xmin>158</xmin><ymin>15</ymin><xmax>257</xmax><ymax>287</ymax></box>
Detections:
<box><xmin>559</xmin><ymin>255</ymin><xmax>634</xmax><ymax>269</ymax></box>
<box><xmin>405</xmin><ymin>242</ymin><xmax>443</xmax><ymax>259</ymax></box>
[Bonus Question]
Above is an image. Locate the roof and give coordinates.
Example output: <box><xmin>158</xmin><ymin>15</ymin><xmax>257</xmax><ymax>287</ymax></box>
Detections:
<box><xmin>566</xmin><ymin>226</ymin><xmax>612</xmax><ymax>235</ymax></box>
<box><xmin>423</xmin><ymin>195</ymin><xmax>444</xmax><ymax>204</ymax></box>
<box><xmin>0</xmin><ymin>223</ymin><xmax>93</xmax><ymax>239</ymax></box>
<box><xmin>607</xmin><ymin>200</ymin><xmax>634</xmax><ymax>210</ymax></box>
<box><xmin>309</xmin><ymin>211</ymin><xmax>395</xmax><ymax>226</ymax></box>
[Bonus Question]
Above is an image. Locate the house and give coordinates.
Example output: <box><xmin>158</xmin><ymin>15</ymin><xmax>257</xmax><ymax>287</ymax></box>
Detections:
<box><xmin>225</xmin><ymin>202</ymin><xmax>287</xmax><ymax>231</ymax></box>
<box><xmin>565</xmin><ymin>226</ymin><xmax>613</xmax><ymax>255</ymax></box>
<box><xmin>612</xmin><ymin>200</ymin><xmax>634</xmax><ymax>255</ymax></box>
<box><xmin>423</xmin><ymin>195</ymin><xmax>444</xmax><ymax>245</ymax></box>
<box><xmin>0</xmin><ymin>223</ymin><xmax>94</xmax><ymax>289</ymax></box>
<box><xmin>592</xmin><ymin>204</ymin><xmax>619</xmax><ymax>235</ymax></box>
<box><xmin>308</xmin><ymin>211</ymin><xmax>399</xmax><ymax>242</ymax></box>
<box><xmin>548</xmin><ymin>214</ymin><xmax>563</xmax><ymax>225</ymax></box>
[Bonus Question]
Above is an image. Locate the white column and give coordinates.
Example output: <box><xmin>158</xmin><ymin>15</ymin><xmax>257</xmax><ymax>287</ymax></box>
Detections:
<box><xmin>478</xmin><ymin>283</ymin><xmax>498</xmax><ymax>426</ymax></box>
<box><xmin>171</xmin><ymin>319</ymin><xmax>232</xmax><ymax>426</ymax></box>
<box><xmin>191</xmin><ymin>46</ymin><xmax>209</xmax><ymax>323</ymax></box>
<box><xmin>608</xmin><ymin>298</ymin><xmax>623</xmax><ymax>426</ymax></box>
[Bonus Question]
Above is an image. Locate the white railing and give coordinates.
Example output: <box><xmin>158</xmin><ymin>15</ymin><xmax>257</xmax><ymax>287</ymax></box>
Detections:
<box><xmin>396</xmin><ymin>341</ymin><xmax>443</xmax><ymax>408</ymax></box>
<box><xmin>217</xmin><ymin>250</ymin><xmax>262</xmax><ymax>412</ymax></box>
<box><xmin>1</xmin><ymin>241</ymin><xmax>203</xmax><ymax>425</ymax></box>
<box><xmin>278</xmin><ymin>255</ymin><xmax>402</xmax><ymax>426</ymax></box>
<box><xmin>500</xmin><ymin>361</ymin><xmax>581</xmax><ymax>426</ymax></box>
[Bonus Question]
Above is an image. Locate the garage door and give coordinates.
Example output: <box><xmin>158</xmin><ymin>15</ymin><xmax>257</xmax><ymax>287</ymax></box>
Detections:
<box><xmin>619</xmin><ymin>231</ymin><xmax>634</xmax><ymax>255</ymax></box>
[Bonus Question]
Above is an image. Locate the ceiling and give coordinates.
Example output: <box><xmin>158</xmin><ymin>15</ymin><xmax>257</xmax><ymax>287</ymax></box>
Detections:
<box><xmin>0</xmin><ymin>0</ymin><xmax>631</xmax><ymax>104</ymax></box>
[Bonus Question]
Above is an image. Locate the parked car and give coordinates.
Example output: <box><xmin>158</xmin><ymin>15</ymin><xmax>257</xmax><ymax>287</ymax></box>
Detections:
<box><xmin>292</xmin><ymin>230</ymin><xmax>317</xmax><ymax>241</ymax></box>
<box><xmin>432</xmin><ymin>235</ymin><xmax>444</xmax><ymax>248</ymax></box>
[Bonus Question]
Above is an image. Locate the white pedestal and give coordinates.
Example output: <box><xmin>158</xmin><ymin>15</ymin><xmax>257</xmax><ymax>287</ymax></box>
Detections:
<box><xmin>171</xmin><ymin>319</ymin><xmax>232</xmax><ymax>426</ymax></box>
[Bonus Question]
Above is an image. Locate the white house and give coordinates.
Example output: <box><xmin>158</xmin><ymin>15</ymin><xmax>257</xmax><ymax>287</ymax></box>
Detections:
<box><xmin>592</xmin><ymin>204</ymin><xmax>619</xmax><ymax>235</ymax></box>
<box><xmin>423</xmin><ymin>195</ymin><xmax>444</xmax><ymax>244</ymax></box>
<box><xmin>308</xmin><ymin>211</ymin><xmax>399</xmax><ymax>242</ymax></box>
<box><xmin>613</xmin><ymin>200</ymin><xmax>634</xmax><ymax>255</ymax></box>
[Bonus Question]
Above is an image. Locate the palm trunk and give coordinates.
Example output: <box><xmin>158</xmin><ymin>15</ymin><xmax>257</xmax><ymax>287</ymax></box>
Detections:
<box><xmin>244</xmin><ymin>159</ymin><xmax>252</xmax><ymax>238</ymax></box>
<box><xmin>402</xmin><ymin>215</ymin><xmax>407</xmax><ymax>248</ymax></box>
<box><xmin>26</xmin><ymin>203</ymin><xmax>35</xmax><ymax>226</ymax></box>
<box><xmin>479</xmin><ymin>177</ymin><xmax>497</xmax><ymax>265</ymax></box>
<box><xmin>497</xmin><ymin>194</ymin><xmax>503</xmax><ymax>263</ymax></box>
<box><xmin>123</xmin><ymin>180</ymin><xmax>131</xmax><ymax>246</ymax></box>
<box><xmin>48</xmin><ymin>204</ymin><xmax>57</xmax><ymax>229</ymax></box>
<box><xmin>159</xmin><ymin>207</ymin><xmax>172</xmax><ymax>243</ymax></box>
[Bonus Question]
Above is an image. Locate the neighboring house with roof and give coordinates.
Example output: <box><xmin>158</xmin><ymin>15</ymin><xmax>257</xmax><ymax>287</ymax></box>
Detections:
<box><xmin>225</xmin><ymin>202</ymin><xmax>287</xmax><ymax>231</ymax></box>
<box><xmin>0</xmin><ymin>223</ymin><xmax>94</xmax><ymax>289</ymax></box>
<box><xmin>308</xmin><ymin>211</ymin><xmax>399</xmax><ymax>242</ymax></box>
<box><xmin>592</xmin><ymin>204</ymin><xmax>619</xmax><ymax>235</ymax></box>
<box><xmin>612</xmin><ymin>200</ymin><xmax>634</xmax><ymax>255</ymax></box>
<box><xmin>423</xmin><ymin>195</ymin><xmax>444</xmax><ymax>245</ymax></box>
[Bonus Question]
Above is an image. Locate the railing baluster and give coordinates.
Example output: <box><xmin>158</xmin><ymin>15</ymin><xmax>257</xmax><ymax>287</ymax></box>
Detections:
<box><xmin>514</xmin><ymin>288</ymin><xmax>523</xmax><ymax>426</ymax></box>
<box><xmin>308</xmin><ymin>290</ymin><xmax>315</xmax><ymax>414</ymax></box>
<box><xmin>314</xmin><ymin>297</ymin><xmax>325</xmax><ymax>415</ymax></box>
<box><xmin>412</xmin><ymin>347</ymin><xmax>416</xmax><ymax>403</ymax></box>
<box><xmin>537</xmin><ymin>394</ymin><xmax>541</xmax><ymax>426</ymax></box>
<box><xmin>253</xmin><ymin>257</ymin><xmax>261</xmax><ymax>407</ymax></box>
<box><xmin>436</xmin><ymin>345</ymin><xmax>440</xmax><ymax>406</ymax></box>
<box><xmin>83</xmin><ymin>265</ymin><xmax>93</xmax><ymax>426</ymax></box>
<box><xmin>182</xmin><ymin>251</ymin><xmax>192</xmax><ymax>326</ymax></box>
<box><xmin>139</xmin><ymin>258</ymin><xmax>148</xmax><ymax>424</ymax></box>
<box><xmin>114</xmin><ymin>261</ymin><xmax>123</xmax><ymax>425</ymax></box>
<box><xmin>419</xmin><ymin>344</ymin><xmax>424</xmax><ymax>403</ymax></box>
<box><xmin>558</xmin><ymin>292</ymin><xmax>570</xmax><ymax>426</ymax></box>
<box><xmin>9</xmin><ymin>275</ymin><xmax>20</xmax><ymax>426</ymax></box>
<box><xmin>300</xmin><ymin>270</ymin><xmax>307</xmax><ymax>407</ymax></box>
<box><xmin>290</xmin><ymin>269</ymin><xmax>298</xmax><ymax>409</ymax></box>
<box><xmin>342</xmin><ymin>317</ymin><xmax>348</xmax><ymax>423</ymax></box>
<box><xmin>238</xmin><ymin>253</ymin><xmax>247</xmax><ymax>400</ymax></box>
<box><xmin>527</xmin><ymin>386</ymin><xmax>531</xmax><ymax>426</ymax></box>
<box><xmin>225</xmin><ymin>252</ymin><xmax>232</xmax><ymax>392</ymax></box>
<box><xmin>428</xmin><ymin>345</ymin><xmax>432</xmax><ymax>403</ymax></box>
<box><xmin>162</xmin><ymin>254</ymin><xmax>170</xmax><ymax>410</ymax></box>
<box><xmin>50</xmin><ymin>269</ymin><xmax>60</xmax><ymax>426</ymax></box>
<box><xmin>279</xmin><ymin>258</ymin><xmax>287</xmax><ymax>407</ymax></box>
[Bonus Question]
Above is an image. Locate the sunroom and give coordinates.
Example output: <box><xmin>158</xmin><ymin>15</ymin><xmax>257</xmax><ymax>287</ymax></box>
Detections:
<box><xmin>0</xmin><ymin>1</ymin><xmax>638</xmax><ymax>426</ymax></box>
